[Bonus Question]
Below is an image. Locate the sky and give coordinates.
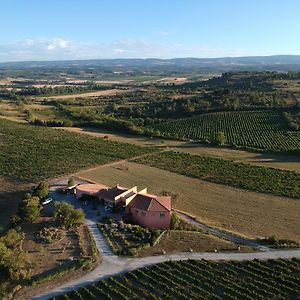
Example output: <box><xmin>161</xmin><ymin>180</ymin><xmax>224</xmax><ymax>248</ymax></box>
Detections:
<box><xmin>0</xmin><ymin>0</ymin><xmax>299</xmax><ymax>62</ymax></box>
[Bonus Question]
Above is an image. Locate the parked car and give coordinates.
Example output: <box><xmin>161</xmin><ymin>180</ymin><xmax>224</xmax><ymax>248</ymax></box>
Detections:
<box><xmin>42</xmin><ymin>198</ymin><xmax>53</xmax><ymax>205</ymax></box>
<box><xmin>104</xmin><ymin>205</ymin><xmax>112</xmax><ymax>212</ymax></box>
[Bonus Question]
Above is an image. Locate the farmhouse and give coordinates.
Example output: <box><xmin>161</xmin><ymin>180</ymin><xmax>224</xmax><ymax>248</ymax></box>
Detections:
<box><xmin>75</xmin><ymin>183</ymin><xmax>171</xmax><ymax>229</ymax></box>
<box><xmin>126</xmin><ymin>189</ymin><xmax>171</xmax><ymax>229</ymax></box>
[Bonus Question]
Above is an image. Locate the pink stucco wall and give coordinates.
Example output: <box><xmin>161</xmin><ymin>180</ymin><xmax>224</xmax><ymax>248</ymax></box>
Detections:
<box><xmin>126</xmin><ymin>207</ymin><xmax>170</xmax><ymax>229</ymax></box>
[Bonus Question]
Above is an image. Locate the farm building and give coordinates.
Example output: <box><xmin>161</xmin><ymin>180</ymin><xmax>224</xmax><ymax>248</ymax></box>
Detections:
<box><xmin>126</xmin><ymin>189</ymin><xmax>171</xmax><ymax>229</ymax></box>
<box><xmin>99</xmin><ymin>185</ymin><xmax>138</xmax><ymax>207</ymax></box>
<box><xmin>75</xmin><ymin>183</ymin><xmax>171</xmax><ymax>229</ymax></box>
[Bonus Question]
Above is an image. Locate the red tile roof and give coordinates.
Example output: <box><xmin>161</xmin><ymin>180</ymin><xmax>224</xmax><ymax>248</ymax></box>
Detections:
<box><xmin>128</xmin><ymin>193</ymin><xmax>171</xmax><ymax>212</ymax></box>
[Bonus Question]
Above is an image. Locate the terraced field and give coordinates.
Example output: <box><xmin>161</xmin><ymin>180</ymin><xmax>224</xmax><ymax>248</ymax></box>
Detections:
<box><xmin>55</xmin><ymin>258</ymin><xmax>300</xmax><ymax>300</ymax></box>
<box><xmin>150</xmin><ymin>110</ymin><xmax>300</xmax><ymax>151</ymax></box>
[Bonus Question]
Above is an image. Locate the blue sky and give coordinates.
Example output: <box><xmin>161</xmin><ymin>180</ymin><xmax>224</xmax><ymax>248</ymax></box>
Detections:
<box><xmin>0</xmin><ymin>0</ymin><xmax>299</xmax><ymax>61</ymax></box>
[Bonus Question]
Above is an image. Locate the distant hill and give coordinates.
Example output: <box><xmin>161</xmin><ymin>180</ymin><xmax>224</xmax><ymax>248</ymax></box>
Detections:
<box><xmin>1</xmin><ymin>55</ymin><xmax>300</xmax><ymax>73</ymax></box>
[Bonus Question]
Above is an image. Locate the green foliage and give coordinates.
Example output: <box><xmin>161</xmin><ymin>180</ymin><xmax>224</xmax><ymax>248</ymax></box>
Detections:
<box><xmin>0</xmin><ymin>229</ymin><xmax>31</xmax><ymax>281</ymax></box>
<box><xmin>57</xmin><ymin>258</ymin><xmax>300</xmax><ymax>300</ymax></box>
<box><xmin>0</xmin><ymin>119</ymin><xmax>154</xmax><ymax>181</ymax></box>
<box><xmin>150</xmin><ymin>110</ymin><xmax>300</xmax><ymax>151</ymax></box>
<box><xmin>34</xmin><ymin>181</ymin><xmax>49</xmax><ymax>199</ymax></box>
<box><xmin>54</xmin><ymin>202</ymin><xmax>84</xmax><ymax>229</ymax></box>
<box><xmin>170</xmin><ymin>213</ymin><xmax>180</xmax><ymax>230</ymax></box>
<box><xmin>135</xmin><ymin>151</ymin><xmax>300</xmax><ymax>199</ymax></box>
<box><xmin>18</xmin><ymin>195</ymin><xmax>41</xmax><ymax>223</ymax></box>
<box><xmin>215</xmin><ymin>131</ymin><xmax>226</xmax><ymax>146</ymax></box>
<box><xmin>67</xmin><ymin>177</ymin><xmax>75</xmax><ymax>187</ymax></box>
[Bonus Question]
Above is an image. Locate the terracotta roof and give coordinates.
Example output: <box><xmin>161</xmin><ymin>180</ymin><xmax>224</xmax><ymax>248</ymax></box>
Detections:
<box><xmin>128</xmin><ymin>193</ymin><xmax>171</xmax><ymax>212</ymax></box>
<box><xmin>76</xmin><ymin>183</ymin><xmax>108</xmax><ymax>194</ymax></box>
<box><xmin>99</xmin><ymin>185</ymin><xmax>128</xmax><ymax>200</ymax></box>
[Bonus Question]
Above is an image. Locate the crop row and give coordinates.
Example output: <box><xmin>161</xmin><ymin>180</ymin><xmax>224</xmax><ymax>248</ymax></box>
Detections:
<box><xmin>135</xmin><ymin>151</ymin><xmax>300</xmax><ymax>199</ymax></box>
<box><xmin>53</xmin><ymin>258</ymin><xmax>300</xmax><ymax>300</ymax></box>
<box><xmin>0</xmin><ymin>119</ymin><xmax>154</xmax><ymax>181</ymax></box>
<box><xmin>150</xmin><ymin>110</ymin><xmax>300</xmax><ymax>151</ymax></box>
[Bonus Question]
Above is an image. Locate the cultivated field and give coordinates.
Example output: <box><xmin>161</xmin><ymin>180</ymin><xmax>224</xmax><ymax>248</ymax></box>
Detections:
<box><xmin>173</xmin><ymin>143</ymin><xmax>300</xmax><ymax>172</ymax></box>
<box><xmin>58</xmin><ymin>127</ymin><xmax>300</xmax><ymax>172</ymax></box>
<box><xmin>135</xmin><ymin>151</ymin><xmax>300</xmax><ymax>199</ymax></box>
<box><xmin>151</xmin><ymin>110</ymin><xmax>300</xmax><ymax>151</ymax></box>
<box><xmin>0</xmin><ymin>119</ymin><xmax>154</xmax><ymax>182</ymax></box>
<box><xmin>56</xmin><ymin>258</ymin><xmax>300</xmax><ymax>300</ymax></box>
<box><xmin>77</xmin><ymin>161</ymin><xmax>300</xmax><ymax>240</ymax></box>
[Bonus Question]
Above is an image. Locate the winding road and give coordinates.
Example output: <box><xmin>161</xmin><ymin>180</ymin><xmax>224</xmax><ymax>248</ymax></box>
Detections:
<box><xmin>31</xmin><ymin>185</ymin><xmax>300</xmax><ymax>300</ymax></box>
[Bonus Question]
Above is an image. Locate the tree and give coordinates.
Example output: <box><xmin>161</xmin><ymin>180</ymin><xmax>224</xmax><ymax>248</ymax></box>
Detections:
<box><xmin>54</xmin><ymin>202</ymin><xmax>84</xmax><ymax>228</ymax></box>
<box><xmin>215</xmin><ymin>131</ymin><xmax>226</xmax><ymax>146</ymax></box>
<box><xmin>34</xmin><ymin>181</ymin><xmax>49</xmax><ymax>199</ymax></box>
<box><xmin>170</xmin><ymin>213</ymin><xmax>180</xmax><ymax>230</ymax></box>
<box><xmin>19</xmin><ymin>195</ymin><xmax>41</xmax><ymax>223</ymax></box>
<box><xmin>68</xmin><ymin>177</ymin><xmax>75</xmax><ymax>187</ymax></box>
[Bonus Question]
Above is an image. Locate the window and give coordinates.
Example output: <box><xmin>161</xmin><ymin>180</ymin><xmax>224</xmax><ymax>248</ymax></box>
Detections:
<box><xmin>141</xmin><ymin>211</ymin><xmax>146</xmax><ymax>216</ymax></box>
<box><xmin>160</xmin><ymin>213</ymin><xmax>165</xmax><ymax>218</ymax></box>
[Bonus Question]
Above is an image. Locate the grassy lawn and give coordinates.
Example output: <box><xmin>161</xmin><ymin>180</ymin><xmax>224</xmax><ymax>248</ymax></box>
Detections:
<box><xmin>77</xmin><ymin>161</ymin><xmax>300</xmax><ymax>241</ymax></box>
<box><xmin>0</xmin><ymin>119</ymin><xmax>154</xmax><ymax>182</ymax></box>
<box><xmin>134</xmin><ymin>151</ymin><xmax>300</xmax><ymax>199</ymax></box>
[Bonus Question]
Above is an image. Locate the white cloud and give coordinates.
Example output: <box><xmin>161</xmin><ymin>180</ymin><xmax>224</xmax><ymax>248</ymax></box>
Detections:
<box><xmin>47</xmin><ymin>38</ymin><xmax>70</xmax><ymax>50</ymax></box>
<box><xmin>0</xmin><ymin>37</ymin><xmax>257</xmax><ymax>62</ymax></box>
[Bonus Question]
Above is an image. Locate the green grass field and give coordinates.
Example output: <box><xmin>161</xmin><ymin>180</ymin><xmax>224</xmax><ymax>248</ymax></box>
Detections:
<box><xmin>134</xmin><ymin>151</ymin><xmax>300</xmax><ymax>199</ymax></box>
<box><xmin>55</xmin><ymin>258</ymin><xmax>300</xmax><ymax>300</ymax></box>
<box><xmin>150</xmin><ymin>110</ymin><xmax>300</xmax><ymax>151</ymax></box>
<box><xmin>0</xmin><ymin>119</ymin><xmax>154</xmax><ymax>182</ymax></box>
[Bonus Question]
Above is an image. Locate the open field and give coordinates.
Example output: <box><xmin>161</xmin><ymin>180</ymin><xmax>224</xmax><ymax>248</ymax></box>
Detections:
<box><xmin>135</xmin><ymin>151</ymin><xmax>300</xmax><ymax>199</ymax></box>
<box><xmin>38</xmin><ymin>88</ymin><xmax>132</xmax><ymax>100</ymax></box>
<box><xmin>150</xmin><ymin>110</ymin><xmax>300</xmax><ymax>151</ymax></box>
<box><xmin>0</xmin><ymin>119</ymin><xmax>154</xmax><ymax>182</ymax></box>
<box><xmin>138</xmin><ymin>231</ymin><xmax>244</xmax><ymax>257</ymax></box>
<box><xmin>56</xmin><ymin>126</ymin><xmax>185</xmax><ymax>147</ymax></box>
<box><xmin>77</xmin><ymin>161</ymin><xmax>300</xmax><ymax>240</ymax></box>
<box><xmin>56</xmin><ymin>258</ymin><xmax>300</xmax><ymax>300</ymax></box>
<box><xmin>58</xmin><ymin>127</ymin><xmax>300</xmax><ymax>172</ymax></box>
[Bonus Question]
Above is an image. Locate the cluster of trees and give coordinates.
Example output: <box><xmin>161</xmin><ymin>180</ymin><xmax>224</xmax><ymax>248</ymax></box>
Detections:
<box><xmin>53</xmin><ymin>202</ymin><xmax>84</xmax><ymax>229</ymax></box>
<box><xmin>30</xmin><ymin>118</ymin><xmax>74</xmax><ymax>127</ymax></box>
<box><xmin>283</xmin><ymin>111</ymin><xmax>300</xmax><ymax>130</ymax></box>
<box><xmin>0</xmin><ymin>229</ymin><xmax>32</xmax><ymax>280</ymax></box>
<box><xmin>10</xmin><ymin>182</ymin><xmax>49</xmax><ymax>225</ymax></box>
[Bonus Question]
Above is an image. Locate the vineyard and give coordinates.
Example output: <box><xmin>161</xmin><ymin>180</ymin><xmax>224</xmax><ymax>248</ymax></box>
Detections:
<box><xmin>54</xmin><ymin>258</ymin><xmax>300</xmax><ymax>300</ymax></box>
<box><xmin>0</xmin><ymin>119</ymin><xmax>154</xmax><ymax>182</ymax></box>
<box><xmin>134</xmin><ymin>151</ymin><xmax>300</xmax><ymax>199</ymax></box>
<box><xmin>150</xmin><ymin>110</ymin><xmax>300</xmax><ymax>151</ymax></box>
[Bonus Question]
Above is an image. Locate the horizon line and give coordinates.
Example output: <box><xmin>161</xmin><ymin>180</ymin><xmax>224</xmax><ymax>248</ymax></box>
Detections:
<box><xmin>1</xmin><ymin>54</ymin><xmax>300</xmax><ymax>64</ymax></box>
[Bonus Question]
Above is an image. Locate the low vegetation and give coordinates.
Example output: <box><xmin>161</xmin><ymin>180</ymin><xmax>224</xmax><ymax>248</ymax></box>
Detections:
<box><xmin>56</xmin><ymin>258</ymin><xmax>300</xmax><ymax>300</ymax></box>
<box><xmin>135</xmin><ymin>151</ymin><xmax>300</xmax><ymax>199</ymax></box>
<box><xmin>0</xmin><ymin>119</ymin><xmax>154</xmax><ymax>182</ymax></box>
<box><xmin>97</xmin><ymin>218</ymin><xmax>161</xmax><ymax>256</ymax></box>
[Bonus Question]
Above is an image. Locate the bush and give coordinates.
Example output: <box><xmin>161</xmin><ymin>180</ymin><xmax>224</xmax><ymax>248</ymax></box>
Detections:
<box><xmin>54</xmin><ymin>202</ymin><xmax>85</xmax><ymax>228</ymax></box>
